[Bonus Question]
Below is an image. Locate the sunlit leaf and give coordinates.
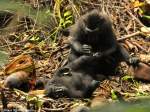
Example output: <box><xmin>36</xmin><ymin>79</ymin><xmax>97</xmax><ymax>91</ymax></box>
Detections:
<box><xmin>64</xmin><ymin>11</ymin><xmax>72</xmax><ymax>17</ymax></box>
<box><xmin>122</xmin><ymin>75</ymin><xmax>133</xmax><ymax>81</ymax></box>
<box><xmin>143</xmin><ymin>15</ymin><xmax>150</xmax><ymax>19</ymax></box>
<box><xmin>66</xmin><ymin>16</ymin><xmax>73</xmax><ymax>21</ymax></box>
<box><xmin>141</xmin><ymin>27</ymin><xmax>150</xmax><ymax>37</ymax></box>
<box><xmin>133</xmin><ymin>1</ymin><xmax>144</xmax><ymax>7</ymax></box>
<box><xmin>111</xmin><ymin>90</ymin><xmax>118</xmax><ymax>100</ymax></box>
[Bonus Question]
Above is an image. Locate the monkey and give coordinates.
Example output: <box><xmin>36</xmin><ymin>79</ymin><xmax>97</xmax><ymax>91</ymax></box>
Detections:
<box><xmin>66</xmin><ymin>9</ymin><xmax>118</xmax><ymax>62</ymax></box>
<box><xmin>44</xmin><ymin>67</ymin><xmax>100</xmax><ymax>98</ymax></box>
<box><xmin>44</xmin><ymin>10</ymin><xmax>139</xmax><ymax>98</ymax></box>
<box><xmin>63</xmin><ymin>9</ymin><xmax>139</xmax><ymax>75</ymax></box>
<box><xmin>34</xmin><ymin>78</ymin><xmax>49</xmax><ymax>90</ymax></box>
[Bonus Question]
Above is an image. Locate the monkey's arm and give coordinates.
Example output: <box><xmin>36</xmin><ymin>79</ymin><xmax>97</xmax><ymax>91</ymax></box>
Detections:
<box><xmin>71</xmin><ymin>40</ymin><xmax>92</xmax><ymax>55</ymax></box>
<box><xmin>69</xmin><ymin>90</ymin><xmax>84</xmax><ymax>98</ymax></box>
<box><xmin>93</xmin><ymin>45</ymin><xmax>117</xmax><ymax>58</ymax></box>
<box><xmin>118</xmin><ymin>45</ymin><xmax>139</xmax><ymax>65</ymax></box>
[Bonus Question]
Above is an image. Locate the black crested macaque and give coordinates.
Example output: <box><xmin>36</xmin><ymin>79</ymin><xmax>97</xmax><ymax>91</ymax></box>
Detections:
<box><xmin>45</xmin><ymin>67</ymin><xmax>100</xmax><ymax>98</ymax></box>
<box><xmin>66</xmin><ymin>9</ymin><xmax>139</xmax><ymax>75</ymax></box>
<box><xmin>45</xmin><ymin>10</ymin><xmax>139</xmax><ymax>98</ymax></box>
<box><xmin>68</xmin><ymin>9</ymin><xmax>118</xmax><ymax>61</ymax></box>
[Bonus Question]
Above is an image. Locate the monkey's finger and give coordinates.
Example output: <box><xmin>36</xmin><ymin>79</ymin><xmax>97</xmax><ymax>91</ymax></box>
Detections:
<box><xmin>83</xmin><ymin>50</ymin><xmax>92</xmax><ymax>54</ymax></box>
<box><xmin>129</xmin><ymin>57</ymin><xmax>140</xmax><ymax>65</ymax></box>
<box><xmin>93</xmin><ymin>52</ymin><xmax>101</xmax><ymax>57</ymax></box>
<box><xmin>83</xmin><ymin>45</ymin><xmax>92</xmax><ymax>49</ymax></box>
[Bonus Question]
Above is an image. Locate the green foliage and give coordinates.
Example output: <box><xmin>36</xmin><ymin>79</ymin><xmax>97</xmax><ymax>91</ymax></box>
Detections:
<box><xmin>143</xmin><ymin>15</ymin><xmax>150</xmax><ymax>19</ymax></box>
<box><xmin>0</xmin><ymin>0</ymin><xmax>53</xmax><ymax>26</ymax></box>
<box><xmin>122</xmin><ymin>75</ymin><xmax>140</xmax><ymax>89</ymax></box>
<box><xmin>111</xmin><ymin>90</ymin><xmax>118</xmax><ymax>100</ymax></box>
<box><xmin>14</xmin><ymin>89</ymin><xmax>44</xmax><ymax>110</ymax></box>
<box><xmin>91</xmin><ymin>101</ymin><xmax>150</xmax><ymax>112</ymax></box>
<box><xmin>60</xmin><ymin>10</ymin><xmax>73</xmax><ymax>28</ymax></box>
<box><xmin>122</xmin><ymin>75</ymin><xmax>134</xmax><ymax>81</ymax></box>
<box><xmin>26</xmin><ymin>95</ymin><xmax>44</xmax><ymax>110</ymax></box>
<box><xmin>49</xmin><ymin>1</ymin><xmax>74</xmax><ymax>44</ymax></box>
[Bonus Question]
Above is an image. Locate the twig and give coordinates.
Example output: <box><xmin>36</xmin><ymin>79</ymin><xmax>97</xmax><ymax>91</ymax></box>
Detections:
<box><xmin>0</xmin><ymin>40</ymin><xmax>27</xmax><ymax>48</ymax></box>
<box><xmin>0</xmin><ymin>103</ymin><xmax>28</xmax><ymax>112</ymax></box>
<box><xmin>131</xmin><ymin>41</ymin><xmax>149</xmax><ymax>53</ymax></box>
<box><xmin>0</xmin><ymin>89</ymin><xmax>8</xmax><ymax>109</ymax></box>
<box><xmin>123</xmin><ymin>0</ymin><xmax>145</xmax><ymax>27</ymax></box>
<box><xmin>117</xmin><ymin>31</ymin><xmax>141</xmax><ymax>41</ymax></box>
<box><xmin>43</xmin><ymin>107</ymin><xmax>66</xmax><ymax>111</ymax></box>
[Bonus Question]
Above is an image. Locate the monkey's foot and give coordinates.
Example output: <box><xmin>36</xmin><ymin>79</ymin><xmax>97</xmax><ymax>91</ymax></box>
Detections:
<box><xmin>129</xmin><ymin>57</ymin><xmax>140</xmax><ymax>66</ymax></box>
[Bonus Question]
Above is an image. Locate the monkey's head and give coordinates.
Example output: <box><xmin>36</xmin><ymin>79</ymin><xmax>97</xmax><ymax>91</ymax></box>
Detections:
<box><xmin>82</xmin><ymin>10</ymin><xmax>112</xmax><ymax>33</ymax></box>
<box><xmin>45</xmin><ymin>67</ymin><xmax>72</xmax><ymax>98</ymax></box>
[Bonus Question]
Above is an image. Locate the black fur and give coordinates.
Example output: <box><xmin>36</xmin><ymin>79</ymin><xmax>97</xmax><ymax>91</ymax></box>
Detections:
<box><xmin>45</xmin><ymin>10</ymin><xmax>139</xmax><ymax>98</ymax></box>
<box><xmin>45</xmin><ymin>67</ymin><xmax>100</xmax><ymax>98</ymax></box>
<box><xmin>66</xmin><ymin>9</ymin><xmax>139</xmax><ymax>75</ymax></box>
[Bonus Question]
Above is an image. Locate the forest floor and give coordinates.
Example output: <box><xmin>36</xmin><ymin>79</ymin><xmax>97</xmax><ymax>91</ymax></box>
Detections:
<box><xmin>0</xmin><ymin>0</ymin><xmax>150</xmax><ymax>112</ymax></box>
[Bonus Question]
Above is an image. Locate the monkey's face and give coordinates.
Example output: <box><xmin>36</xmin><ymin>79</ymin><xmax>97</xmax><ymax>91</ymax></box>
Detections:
<box><xmin>84</xmin><ymin>13</ymin><xmax>104</xmax><ymax>32</ymax></box>
<box><xmin>45</xmin><ymin>67</ymin><xmax>74</xmax><ymax>98</ymax></box>
<box><xmin>82</xmin><ymin>10</ymin><xmax>112</xmax><ymax>34</ymax></box>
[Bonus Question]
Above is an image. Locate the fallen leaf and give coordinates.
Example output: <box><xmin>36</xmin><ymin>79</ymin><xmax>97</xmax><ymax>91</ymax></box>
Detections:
<box><xmin>141</xmin><ymin>27</ymin><xmax>150</xmax><ymax>37</ymax></box>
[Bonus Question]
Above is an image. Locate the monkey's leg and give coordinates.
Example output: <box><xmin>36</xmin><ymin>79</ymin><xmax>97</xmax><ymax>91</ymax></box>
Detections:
<box><xmin>68</xmin><ymin>50</ymin><xmax>81</xmax><ymax>62</ymax></box>
<box><xmin>83</xmin><ymin>80</ymin><xmax>100</xmax><ymax>98</ymax></box>
<box><xmin>69</xmin><ymin>89</ymin><xmax>84</xmax><ymax>98</ymax></box>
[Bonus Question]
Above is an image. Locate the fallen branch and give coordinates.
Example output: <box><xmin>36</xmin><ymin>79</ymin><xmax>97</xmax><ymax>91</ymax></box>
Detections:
<box><xmin>117</xmin><ymin>31</ymin><xmax>141</xmax><ymax>42</ymax></box>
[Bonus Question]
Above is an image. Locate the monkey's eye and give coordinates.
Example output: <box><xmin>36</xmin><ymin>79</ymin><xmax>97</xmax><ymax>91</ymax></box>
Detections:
<box><xmin>63</xmin><ymin>71</ymin><xmax>72</xmax><ymax>76</ymax></box>
<box><xmin>59</xmin><ymin>67</ymin><xmax>72</xmax><ymax>76</ymax></box>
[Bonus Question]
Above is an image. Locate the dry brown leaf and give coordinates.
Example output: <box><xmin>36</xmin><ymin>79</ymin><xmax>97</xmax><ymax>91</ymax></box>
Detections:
<box><xmin>139</xmin><ymin>54</ymin><xmax>150</xmax><ymax>63</ymax></box>
<box><xmin>141</xmin><ymin>27</ymin><xmax>150</xmax><ymax>37</ymax></box>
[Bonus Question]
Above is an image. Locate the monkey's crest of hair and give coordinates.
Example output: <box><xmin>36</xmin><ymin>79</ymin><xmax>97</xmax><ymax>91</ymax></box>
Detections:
<box><xmin>81</xmin><ymin>10</ymin><xmax>112</xmax><ymax>31</ymax></box>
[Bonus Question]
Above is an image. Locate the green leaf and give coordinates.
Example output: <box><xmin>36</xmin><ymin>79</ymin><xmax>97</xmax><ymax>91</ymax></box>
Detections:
<box><xmin>64</xmin><ymin>11</ymin><xmax>72</xmax><ymax>17</ymax></box>
<box><xmin>26</xmin><ymin>95</ymin><xmax>37</xmax><ymax>102</ymax></box>
<box><xmin>143</xmin><ymin>15</ymin><xmax>150</xmax><ymax>19</ymax></box>
<box><xmin>111</xmin><ymin>90</ymin><xmax>118</xmax><ymax>100</ymax></box>
<box><xmin>65</xmin><ymin>16</ymin><xmax>73</xmax><ymax>21</ymax></box>
<box><xmin>64</xmin><ymin>20</ymin><xmax>73</xmax><ymax>25</ymax></box>
<box><xmin>36</xmin><ymin>100</ymin><xmax>44</xmax><ymax>109</ymax></box>
<box><xmin>122</xmin><ymin>75</ymin><xmax>133</xmax><ymax>81</ymax></box>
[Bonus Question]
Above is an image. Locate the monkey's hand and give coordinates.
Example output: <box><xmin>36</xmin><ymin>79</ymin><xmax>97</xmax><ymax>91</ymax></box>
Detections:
<box><xmin>93</xmin><ymin>52</ymin><xmax>102</xmax><ymax>57</ymax></box>
<box><xmin>128</xmin><ymin>57</ymin><xmax>140</xmax><ymax>66</ymax></box>
<box><xmin>71</xmin><ymin>41</ymin><xmax>92</xmax><ymax>55</ymax></box>
<box><xmin>82</xmin><ymin>44</ymin><xmax>92</xmax><ymax>55</ymax></box>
